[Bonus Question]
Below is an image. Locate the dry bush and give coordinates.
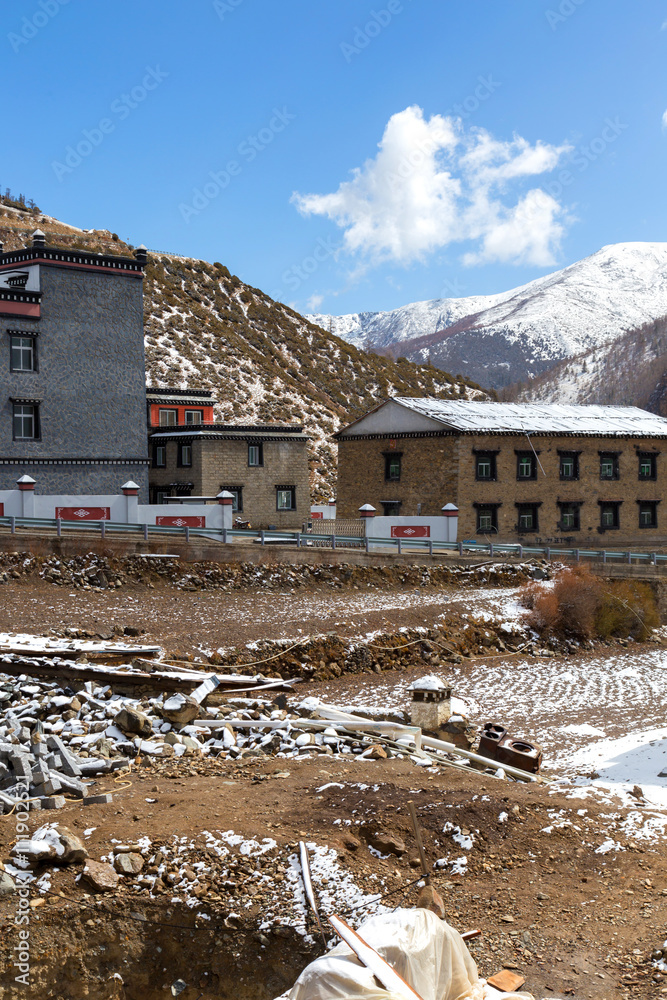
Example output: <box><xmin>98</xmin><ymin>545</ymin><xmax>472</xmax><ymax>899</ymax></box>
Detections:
<box><xmin>596</xmin><ymin>580</ymin><xmax>659</xmax><ymax>641</ymax></box>
<box><xmin>520</xmin><ymin>565</ymin><xmax>658</xmax><ymax>642</ymax></box>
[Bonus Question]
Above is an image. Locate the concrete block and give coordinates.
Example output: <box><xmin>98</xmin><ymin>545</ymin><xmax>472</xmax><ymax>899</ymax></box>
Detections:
<box><xmin>41</xmin><ymin>777</ymin><xmax>62</xmax><ymax>796</ymax></box>
<box><xmin>83</xmin><ymin>794</ymin><xmax>113</xmax><ymax>805</ymax></box>
<box><xmin>47</xmin><ymin>735</ymin><xmax>82</xmax><ymax>777</ymax></box>
<box><xmin>41</xmin><ymin>796</ymin><xmax>66</xmax><ymax>809</ymax></box>
<box><xmin>50</xmin><ymin>772</ymin><xmax>86</xmax><ymax>797</ymax></box>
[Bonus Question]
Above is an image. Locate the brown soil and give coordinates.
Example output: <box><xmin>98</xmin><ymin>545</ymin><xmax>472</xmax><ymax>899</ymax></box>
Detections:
<box><xmin>0</xmin><ymin>576</ymin><xmax>664</xmax><ymax>1000</ymax></box>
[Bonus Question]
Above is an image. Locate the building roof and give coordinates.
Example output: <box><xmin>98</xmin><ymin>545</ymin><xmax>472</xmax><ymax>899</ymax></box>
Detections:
<box><xmin>151</xmin><ymin>424</ymin><xmax>308</xmax><ymax>442</ymax></box>
<box><xmin>146</xmin><ymin>387</ymin><xmax>216</xmax><ymax>404</ymax></box>
<box><xmin>341</xmin><ymin>398</ymin><xmax>667</xmax><ymax>438</ymax></box>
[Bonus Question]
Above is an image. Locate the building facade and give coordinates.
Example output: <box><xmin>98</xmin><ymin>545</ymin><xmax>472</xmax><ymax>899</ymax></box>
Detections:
<box><xmin>0</xmin><ymin>231</ymin><xmax>149</xmax><ymax>497</ymax></box>
<box><xmin>147</xmin><ymin>389</ymin><xmax>310</xmax><ymax>527</ymax></box>
<box><xmin>336</xmin><ymin>398</ymin><xmax>667</xmax><ymax>546</ymax></box>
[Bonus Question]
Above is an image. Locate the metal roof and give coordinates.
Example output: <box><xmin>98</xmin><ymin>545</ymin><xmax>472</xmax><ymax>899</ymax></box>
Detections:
<box><xmin>391</xmin><ymin>398</ymin><xmax>667</xmax><ymax>437</ymax></box>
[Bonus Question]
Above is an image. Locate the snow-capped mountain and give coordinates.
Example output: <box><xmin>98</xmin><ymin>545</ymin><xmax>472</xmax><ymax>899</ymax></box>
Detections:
<box><xmin>308</xmin><ymin>243</ymin><xmax>667</xmax><ymax>389</ymax></box>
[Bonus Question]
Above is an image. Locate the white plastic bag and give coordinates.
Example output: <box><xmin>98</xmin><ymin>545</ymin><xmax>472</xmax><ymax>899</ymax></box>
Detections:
<box><xmin>286</xmin><ymin>909</ymin><xmax>532</xmax><ymax>1000</ymax></box>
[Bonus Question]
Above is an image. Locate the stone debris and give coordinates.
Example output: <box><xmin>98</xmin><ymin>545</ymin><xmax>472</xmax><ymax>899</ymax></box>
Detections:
<box><xmin>80</xmin><ymin>859</ymin><xmax>119</xmax><ymax>893</ymax></box>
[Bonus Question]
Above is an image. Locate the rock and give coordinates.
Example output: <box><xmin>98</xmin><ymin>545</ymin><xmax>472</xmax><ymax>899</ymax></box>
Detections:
<box><xmin>368</xmin><ymin>831</ymin><xmax>407</xmax><ymax>856</ymax></box>
<box><xmin>417</xmin><ymin>884</ymin><xmax>445</xmax><ymax>919</ymax></box>
<box><xmin>113</xmin><ymin>852</ymin><xmax>144</xmax><ymax>875</ymax></box>
<box><xmin>159</xmin><ymin>694</ymin><xmax>200</xmax><ymax>727</ymax></box>
<box><xmin>114</xmin><ymin>707</ymin><xmax>152</xmax><ymax>738</ymax></box>
<box><xmin>0</xmin><ymin>871</ymin><xmax>16</xmax><ymax>896</ymax></box>
<box><xmin>366</xmin><ymin>744</ymin><xmax>388</xmax><ymax>760</ymax></box>
<box><xmin>11</xmin><ymin>840</ymin><xmax>57</xmax><ymax>864</ymax></box>
<box><xmin>342</xmin><ymin>833</ymin><xmax>361</xmax><ymax>852</ymax></box>
<box><xmin>54</xmin><ymin>827</ymin><xmax>89</xmax><ymax>865</ymax></box>
<box><xmin>123</xmin><ymin>626</ymin><xmax>144</xmax><ymax>637</ymax></box>
<box><xmin>81</xmin><ymin>860</ymin><xmax>119</xmax><ymax>893</ymax></box>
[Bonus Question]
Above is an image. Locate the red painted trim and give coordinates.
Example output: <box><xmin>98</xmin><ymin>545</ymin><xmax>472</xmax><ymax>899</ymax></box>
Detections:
<box><xmin>0</xmin><ymin>302</ymin><xmax>40</xmax><ymax>318</ymax></box>
<box><xmin>391</xmin><ymin>525</ymin><xmax>430</xmax><ymax>538</ymax></box>
<box><xmin>122</xmin><ymin>489</ymin><xmax>139</xmax><ymax>496</ymax></box>
<box><xmin>149</xmin><ymin>403</ymin><xmax>215</xmax><ymax>427</ymax></box>
<box><xmin>0</xmin><ymin>259</ymin><xmax>143</xmax><ymax>278</ymax></box>
<box><xmin>0</xmin><ymin>503</ymin><xmax>3</xmax><ymax>516</ymax></box>
<box><xmin>55</xmin><ymin>506</ymin><xmax>110</xmax><ymax>520</ymax></box>
<box><xmin>18</xmin><ymin>484</ymin><xmax>35</xmax><ymax>491</ymax></box>
<box><xmin>156</xmin><ymin>515</ymin><xmax>205</xmax><ymax>527</ymax></box>
<box><xmin>310</xmin><ymin>511</ymin><xmax>324</xmax><ymax>519</ymax></box>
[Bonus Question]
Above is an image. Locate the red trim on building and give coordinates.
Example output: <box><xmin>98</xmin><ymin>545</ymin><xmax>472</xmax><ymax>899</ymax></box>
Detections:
<box><xmin>55</xmin><ymin>506</ymin><xmax>111</xmax><ymax>521</ymax></box>
<box><xmin>149</xmin><ymin>403</ymin><xmax>215</xmax><ymax>427</ymax></box>
<box><xmin>0</xmin><ymin>302</ymin><xmax>40</xmax><ymax>318</ymax></box>
<box><xmin>391</xmin><ymin>525</ymin><xmax>430</xmax><ymax>538</ymax></box>
<box><xmin>156</xmin><ymin>515</ymin><xmax>205</xmax><ymax>527</ymax></box>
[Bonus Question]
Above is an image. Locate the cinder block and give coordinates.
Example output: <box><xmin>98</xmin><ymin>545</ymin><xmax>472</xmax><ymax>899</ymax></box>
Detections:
<box><xmin>83</xmin><ymin>793</ymin><xmax>113</xmax><ymax>805</ymax></box>
<box><xmin>41</xmin><ymin>796</ymin><xmax>66</xmax><ymax>809</ymax></box>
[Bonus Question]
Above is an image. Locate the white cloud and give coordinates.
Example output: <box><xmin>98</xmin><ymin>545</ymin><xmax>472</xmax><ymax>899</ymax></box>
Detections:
<box><xmin>306</xmin><ymin>293</ymin><xmax>324</xmax><ymax>311</ymax></box>
<box><xmin>291</xmin><ymin>105</ymin><xmax>572</xmax><ymax>269</ymax></box>
<box><xmin>662</xmin><ymin>108</ymin><xmax>667</xmax><ymax>129</ymax></box>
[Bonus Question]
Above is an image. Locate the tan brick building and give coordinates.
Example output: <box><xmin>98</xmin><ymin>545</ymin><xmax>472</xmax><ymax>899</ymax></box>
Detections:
<box><xmin>147</xmin><ymin>390</ymin><xmax>309</xmax><ymax>527</ymax></box>
<box><xmin>335</xmin><ymin>398</ymin><xmax>667</xmax><ymax>546</ymax></box>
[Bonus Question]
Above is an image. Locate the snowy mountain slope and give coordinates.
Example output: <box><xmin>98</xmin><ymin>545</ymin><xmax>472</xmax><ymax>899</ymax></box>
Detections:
<box><xmin>0</xmin><ymin>207</ymin><xmax>487</xmax><ymax>498</ymax></box>
<box><xmin>308</xmin><ymin>243</ymin><xmax>667</xmax><ymax>389</ymax></box>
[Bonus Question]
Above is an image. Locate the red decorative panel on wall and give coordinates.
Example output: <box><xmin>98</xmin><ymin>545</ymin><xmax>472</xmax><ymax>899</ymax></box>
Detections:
<box><xmin>310</xmin><ymin>511</ymin><xmax>324</xmax><ymax>519</ymax></box>
<box><xmin>155</xmin><ymin>515</ymin><xmax>205</xmax><ymax>527</ymax></box>
<box><xmin>55</xmin><ymin>506</ymin><xmax>110</xmax><ymax>521</ymax></box>
<box><xmin>390</xmin><ymin>525</ymin><xmax>430</xmax><ymax>538</ymax></box>
<box><xmin>0</xmin><ymin>504</ymin><xmax>4</xmax><ymax>516</ymax></box>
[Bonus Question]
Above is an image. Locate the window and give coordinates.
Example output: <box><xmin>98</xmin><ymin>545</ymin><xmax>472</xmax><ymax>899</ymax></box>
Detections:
<box><xmin>559</xmin><ymin>452</ymin><xmax>579</xmax><ymax>480</ymax></box>
<box><xmin>381</xmin><ymin>501</ymin><xmax>402</xmax><ymax>516</ymax></box>
<box><xmin>474</xmin><ymin>452</ymin><xmax>497</xmax><ymax>481</ymax></box>
<box><xmin>13</xmin><ymin>402</ymin><xmax>39</xmax><ymax>440</ymax></box>
<box><xmin>598</xmin><ymin>501</ymin><xmax>621</xmax><ymax>530</ymax></box>
<box><xmin>184</xmin><ymin>410</ymin><xmax>203</xmax><ymax>424</ymax></box>
<box><xmin>248</xmin><ymin>443</ymin><xmax>263</xmax><ymax>466</ymax></box>
<box><xmin>10</xmin><ymin>335</ymin><xmax>36</xmax><ymax>372</ymax></box>
<box><xmin>222</xmin><ymin>487</ymin><xmax>243</xmax><ymax>512</ymax></box>
<box><xmin>159</xmin><ymin>409</ymin><xmax>177</xmax><ymax>426</ymax></box>
<box><xmin>276</xmin><ymin>486</ymin><xmax>295</xmax><ymax>510</ymax></box>
<box><xmin>515</xmin><ymin>502</ymin><xmax>539</xmax><ymax>532</ymax></box>
<box><xmin>557</xmin><ymin>502</ymin><xmax>581</xmax><ymax>531</ymax></box>
<box><xmin>638</xmin><ymin>453</ymin><xmax>657</xmax><ymax>481</ymax></box>
<box><xmin>153</xmin><ymin>444</ymin><xmax>167</xmax><ymax>468</ymax></box>
<box><xmin>384</xmin><ymin>452</ymin><xmax>402</xmax><ymax>481</ymax></box>
<box><xmin>599</xmin><ymin>452</ymin><xmax>619</xmax><ymax>480</ymax></box>
<box><xmin>638</xmin><ymin>501</ymin><xmax>658</xmax><ymax>529</ymax></box>
<box><xmin>474</xmin><ymin>504</ymin><xmax>499</xmax><ymax>533</ymax></box>
<box><xmin>178</xmin><ymin>443</ymin><xmax>192</xmax><ymax>467</ymax></box>
<box><xmin>516</xmin><ymin>451</ymin><xmax>537</xmax><ymax>480</ymax></box>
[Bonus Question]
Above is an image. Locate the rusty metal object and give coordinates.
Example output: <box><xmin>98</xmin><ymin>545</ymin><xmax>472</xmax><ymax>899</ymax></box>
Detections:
<box><xmin>478</xmin><ymin>722</ymin><xmax>542</xmax><ymax>774</ymax></box>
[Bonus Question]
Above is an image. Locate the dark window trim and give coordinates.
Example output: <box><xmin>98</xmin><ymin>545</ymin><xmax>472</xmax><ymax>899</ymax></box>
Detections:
<box><xmin>474</xmin><ymin>450</ymin><xmax>498</xmax><ymax>482</ymax></box>
<box><xmin>275</xmin><ymin>485</ymin><xmax>296</xmax><ymax>511</ymax></box>
<box><xmin>221</xmin><ymin>486</ymin><xmax>243</xmax><ymax>512</ymax></box>
<box><xmin>514</xmin><ymin>500</ymin><xmax>542</xmax><ymax>533</ymax></box>
<box><xmin>380</xmin><ymin>500</ymin><xmax>403</xmax><ymax>516</ymax></box>
<box><xmin>597</xmin><ymin>499</ymin><xmax>622</xmax><ymax>531</ymax></box>
<box><xmin>12</xmin><ymin>400</ymin><xmax>40</xmax><ymax>441</ymax></box>
<box><xmin>598</xmin><ymin>451</ymin><xmax>620</xmax><ymax>481</ymax></box>
<box><xmin>177</xmin><ymin>441</ymin><xmax>193</xmax><ymax>468</ymax></box>
<box><xmin>152</xmin><ymin>442</ymin><xmax>167</xmax><ymax>468</ymax></box>
<box><xmin>558</xmin><ymin>450</ymin><xmax>580</xmax><ymax>481</ymax></box>
<box><xmin>473</xmin><ymin>501</ymin><xmax>501</xmax><ymax>534</ymax></box>
<box><xmin>383</xmin><ymin>451</ymin><xmax>402</xmax><ymax>482</ymax></box>
<box><xmin>637</xmin><ymin>451</ymin><xmax>658</xmax><ymax>481</ymax></box>
<box><xmin>637</xmin><ymin>499</ymin><xmax>660</xmax><ymax>529</ymax></box>
<box><xmin>9</xmin><ymin>331</ymin><xmax>38</xmax><ymax>373</ymax></box>
<box><xmin>158</xmin><ymin>407</ymin><xmax>178</xmax><ymax>427</ymax></box>
<box><xmin>515</xmin><ymin>450</ymin><xmax>538</xmax><ymax>481</ymax></box>
<box><xmin>248</xmin><ymin>442</ymin><xmax>264</xmax><ymax>467</ymax></box>
<box><xmin>556</xmin><ymin>500</ymin><xmax>583</xmax><ymax>531</ymax></box>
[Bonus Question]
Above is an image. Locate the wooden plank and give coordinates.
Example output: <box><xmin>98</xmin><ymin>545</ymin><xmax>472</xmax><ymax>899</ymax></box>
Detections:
<box><xmin>328</xmin><ymin>914</ymin><xmax>424</xmax><ymax>1000</ymax></box>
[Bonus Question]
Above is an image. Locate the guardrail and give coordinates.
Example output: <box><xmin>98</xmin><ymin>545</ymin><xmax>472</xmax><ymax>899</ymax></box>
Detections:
<box><xmin>0</xmin><ymin>515</ymin><xmax>665</xmax><ymax>567</ymax></box>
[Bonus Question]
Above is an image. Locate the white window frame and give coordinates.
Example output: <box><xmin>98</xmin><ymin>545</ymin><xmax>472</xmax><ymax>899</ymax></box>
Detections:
<box><xmin>11</xmin><ymin>335</ymin><xmax>35</xmax><ymax>372</ymax></box>
<box><xmin>276</xmin><ymin>488</ymin><xmax>295</xmax><ymax>511</ymax></box>
<box><xmin>184</xmin><ymin>410</ymin><xmax>203</xmax><ymax>424</ymax></box>
<box><xmin>248</xmin><ymin>444</ymin><xmax>262</xmax><ymax>467</ymax></box>
<box><xmin>159</xmin><ymin>409</ymin><xmax>178</xmax><ymax>426</ymax></box>
<box><xmin>13</xmin><ymin>403</ymin><xmax>37</xmax><ymax>440</ymax></box>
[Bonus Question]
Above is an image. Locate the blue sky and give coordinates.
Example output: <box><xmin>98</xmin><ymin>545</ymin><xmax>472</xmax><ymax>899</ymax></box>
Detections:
<box><xmin>4</xmin><ymin>0</ymin><xmax>667</xmax><ymax>316</ymax></box>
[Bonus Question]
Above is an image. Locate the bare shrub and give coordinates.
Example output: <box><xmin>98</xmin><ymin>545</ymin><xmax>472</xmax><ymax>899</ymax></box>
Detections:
<box><xmin>524</xmin><ymin>588</ymin><xmax>560</xmax><ymax>635</ymax></box>
<box><xmin>596</xmin><ymin>580</ymin><xmax>659</xmax><ymax>641</ymax></box>
<box><xmin>553</xmin><ymin>566</ymin><xmax>602</xmax><ymax>640</ymax></box>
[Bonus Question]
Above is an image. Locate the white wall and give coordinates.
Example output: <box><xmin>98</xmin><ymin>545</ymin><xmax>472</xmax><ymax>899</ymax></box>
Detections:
<box><xmin>365</xmin><ymin>515</ymin><xmax>458</xmax><ymax>548</ymax></box>
<box><xmin>310</xmin><ymin>504</ymin><xmax>336</xmax><ymax>520</ymax></box>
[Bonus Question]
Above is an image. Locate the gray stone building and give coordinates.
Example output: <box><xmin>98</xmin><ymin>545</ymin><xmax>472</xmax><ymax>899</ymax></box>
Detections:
<box><xmin>0</xmin><ymin>231</ymin><xmax>149</xmax><ymax>497</ymax></box>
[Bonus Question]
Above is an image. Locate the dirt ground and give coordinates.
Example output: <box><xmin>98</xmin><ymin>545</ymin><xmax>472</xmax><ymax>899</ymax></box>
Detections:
<box><xmin>0</xmin><ymin>574</ymin><xmax>665</xmax><ymax>1000</ymax></box>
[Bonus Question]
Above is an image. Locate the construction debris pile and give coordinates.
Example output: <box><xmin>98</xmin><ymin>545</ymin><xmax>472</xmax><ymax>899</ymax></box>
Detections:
<box><xmin>0</xmin><ymin>550</ymin><xmax>539</xmax><ymax>592</ymax></box>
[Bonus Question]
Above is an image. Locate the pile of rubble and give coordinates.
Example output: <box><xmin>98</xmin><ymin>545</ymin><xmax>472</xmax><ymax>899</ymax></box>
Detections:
<box><xmin>0</xmin><ymin>550</ymin><xmax>540</xmax><ymax>592</ymax></box>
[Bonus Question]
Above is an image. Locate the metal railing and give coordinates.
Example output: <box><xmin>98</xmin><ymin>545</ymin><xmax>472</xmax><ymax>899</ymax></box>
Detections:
<box><xmin>0</xmin><ymin>514</ymin><xmax>665</xmax><ymax>567</ymax></box>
